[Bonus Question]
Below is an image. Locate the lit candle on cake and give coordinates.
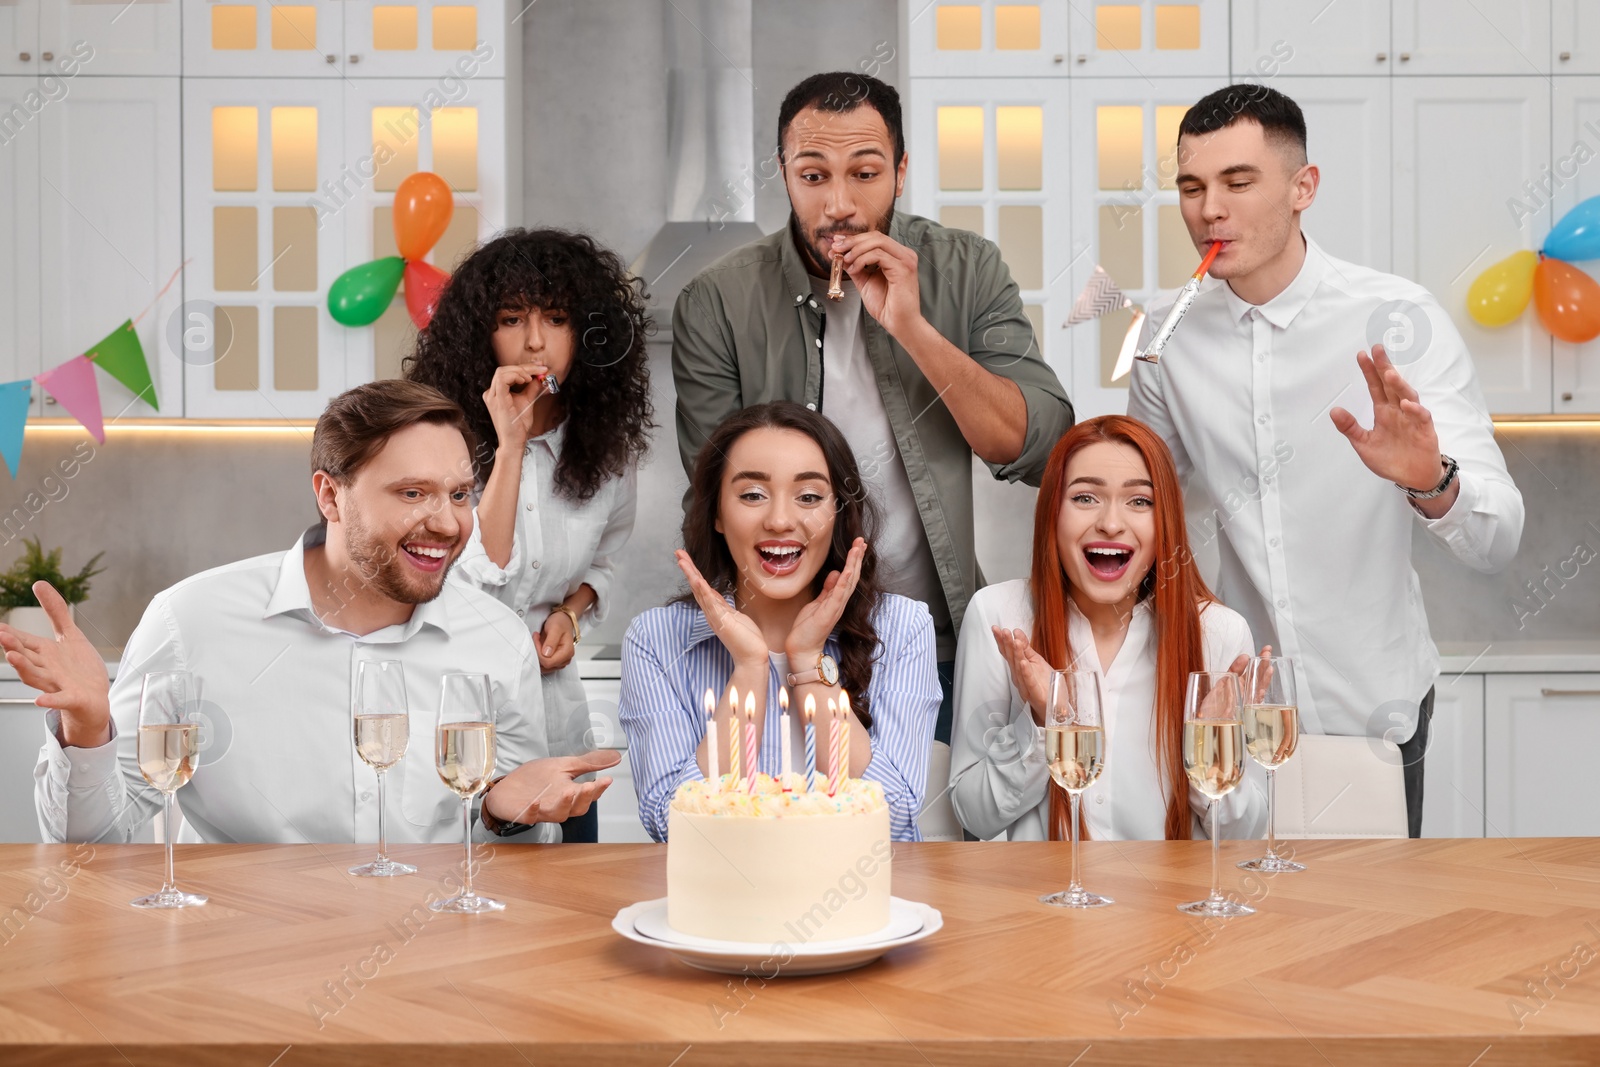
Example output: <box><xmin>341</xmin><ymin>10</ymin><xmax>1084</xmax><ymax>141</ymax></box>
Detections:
<box><xmin>839</xmin><ymin>690</ymin><xmax>853</xmax><ymax>779</ymax></box>
<box><xmin>704</xmin><ymin>689</ymin><xmax>719</xmax><ymax>785</ymax></box>
<box><xmin>743</xmin><ymin>691</ymin><xmax>758</xmax><ymax>794</ymax></box>
<box><xmin>778</xmin><ymin>688</ymin><xmax>792</xmax><ymax>791</ymax></box>
<box><xmin>803</xmin><ymin>694</ymin><xmax>818</xmax><ymax>793</ymax></box>
<box><xmin>726</xmin><ymin>685</ymin><xmax>740</xmax><ymax>788</ymax></box>
<box><xmin>827</xmin><ymin>697</ymin><xmax>843</xmax><ymax>796</ymax></box>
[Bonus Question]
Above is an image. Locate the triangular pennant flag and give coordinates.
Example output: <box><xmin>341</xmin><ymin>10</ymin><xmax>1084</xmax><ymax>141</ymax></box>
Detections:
<box><xmin>0</xmin><ymin>380</ymin><xmax>30</xmax><ymax>479</ymax></box>
<box><xmin>36</xmin><ymin>356</ymin><xmax>105</xmax><ymax>443</ymax></box>
<box><xmin>86</xmin><ymin>319</ymin><xmax>157</xmax><ymax>412</ymax></box>
<box><xmin>1066</xmin><ymin>266</ymin><xmax>1132</xmax><ymax>326</ymax></box>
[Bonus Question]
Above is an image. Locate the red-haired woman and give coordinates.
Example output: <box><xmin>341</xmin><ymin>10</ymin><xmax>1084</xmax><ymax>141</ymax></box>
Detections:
<box><xmin>949</xmin><ymin>415</ymin><xmax>1268</xmax><ymax>841</ymax></box>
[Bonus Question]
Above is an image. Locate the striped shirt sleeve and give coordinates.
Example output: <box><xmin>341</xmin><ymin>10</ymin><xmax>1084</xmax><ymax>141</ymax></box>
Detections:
<box><xmin>618</xmin><ymin>608</ymin><xmax>706</xmax><ymax>842</ymax></box>
<box><xmin>860</xmin><ymin>596</ymin><xmax>941</xmax><ymax>842</ymax></box>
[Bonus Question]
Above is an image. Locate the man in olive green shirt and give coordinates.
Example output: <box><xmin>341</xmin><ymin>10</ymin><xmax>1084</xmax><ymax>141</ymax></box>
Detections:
<box><xmin>671</xmin><ymin>72</ymin><xmax>1074</xmax><ymax>744</ymax></box>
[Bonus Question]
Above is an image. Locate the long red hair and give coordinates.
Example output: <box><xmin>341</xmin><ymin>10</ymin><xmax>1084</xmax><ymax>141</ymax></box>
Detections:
<box><xmin>1031</xmin><ymin>415</ymin><xmax>1217</xmax><ymax>841</ymax></box>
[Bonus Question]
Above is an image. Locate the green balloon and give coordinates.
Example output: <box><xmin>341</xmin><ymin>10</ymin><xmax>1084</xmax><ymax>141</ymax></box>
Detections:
<box><xmin>328</xmin><ymin>256</ymin><xmax>406</xmax><ymax>327</ymax></box>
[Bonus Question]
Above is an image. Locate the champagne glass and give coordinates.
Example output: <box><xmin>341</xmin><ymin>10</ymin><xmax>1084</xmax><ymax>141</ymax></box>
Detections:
<box><xmin>1178</xmin><ymin>671</ymin><xmax>1252</xmax><ymax>918</ymax></box>
<box><xmin>1238</xmin><ymin>655</ymin><xmax>1305</xmax><ymax>874</ymax></box>
<box><xmin>431</xmin><ymin>673</ymin><xmax>504</xmax><ymax>913</ymax></box>
<box><xmin>131</xmin><ymin>671</ymin><xmax>207</xmax><ymax>909</ymax></box>
<box><xmin>350</xmin><ymin>660</ymin><xmax>417</xmax><ymax>877</ymax></box>
<box><xmin>1038</xmin><ymin>670</ymin><xmax>1112</xmax><ymax>909</ymax></box>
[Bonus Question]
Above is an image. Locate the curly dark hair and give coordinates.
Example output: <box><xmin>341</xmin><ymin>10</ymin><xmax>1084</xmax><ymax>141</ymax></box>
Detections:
<box><xmin>403</xmin><ymin>227</ymin><xmax>654</xmax><ymax>501</ymax></box>
<box><xmin>678</xmin><ymin>402</ymin><xmax>885</xmax><ymax>729</ymax></box>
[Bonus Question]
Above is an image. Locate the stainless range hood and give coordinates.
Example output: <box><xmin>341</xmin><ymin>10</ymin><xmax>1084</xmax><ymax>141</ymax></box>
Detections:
<box><xmin>629</xmin><ymin>0</ymin><xmax>765</xmax><ymax>326</ymax></box>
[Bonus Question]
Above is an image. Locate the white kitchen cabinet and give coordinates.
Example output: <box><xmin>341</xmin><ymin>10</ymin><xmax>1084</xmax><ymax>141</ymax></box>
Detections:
<box><xmin>1485</xmin><ymin>674</ymin><xmax>1600</xmax><ymax>837</ymax></box>
<box><xmin>1553</xmin><ymin>0</ymin><xmax>1600</xmax><ymax>74</ymax></box>
<box><xmin>1394</xmin><ymin>0</ymin><xmax>1551</xmax><ymax>76</ymax></box>
<box><xmin>1393</xmin><ymin>77</ymin><xmax>1553</xmax><ymax>414</ymax></box>
<box><xmin>1421</xmin><ymin>673</ymin><xmax>1484</xmax><ymax>838</ymax></box>
<box><xmin>908</xmin><ymin>77</ymin><xmax>1071</xmax><ymax>414</ymax></box>
<box><xmin>39</xmin><ymin>76</ymin><xmax>182</xmax><ymax>420</ymax></box>
<box><xmin>1550</xmin><ymin>78</ymin><xmax>1600</xmax><ymax>414</ymax></box>
<box><xmin>39</xmin><ymin>0</ymin><xmax>180</xmax><ymax>76</ymax></box>
<box><xmin>907</xmin><ymin>1</ymin><xmax>1070</xmax><ymax>79</ymax></box>
<box><xmin>0</xmin><ymin>76</ymin><xmax>42</xmax><ymax>416</ymax></box>
<box><xmin>1</xmin><ymin>0</ymin><xmax>178</xmax><ymax>77</ymax></box>
<box><xmin>181</xmin><ymin>77</ymin><xmax>348</xmax><ymax>419</ymax></box>
<box><xmin>579</xmin><ymin>677</ymin><xmax>653</xmax><ymax>844</ymax></box>
<box><xmin>1070</xmin><ymin>0</ymin><xmax>1228</xmax><ymax>80</ymax></box>
<box><xmin>342</xmin><ymin>0</ymin><xmax>506</xmax><ymax>79</ymax></box>
<box><xmin>181</xmin><ymin>0</ymin><xmax>343</xmax><ymax>77</ymax></box>
<box><xmin>0</xmin><ymin>680</ymin><xmax>44</xmax><ymax>843</ymax></box>
<box><xmin>1231</xmin><ymin>0</ymin><xmax>1391</xmax><ymax>77</ymax></box>
<box><xmin>1283</xmin><ymin>77</ymin><xmax>1393</xmax><ymax>273</ymax></box>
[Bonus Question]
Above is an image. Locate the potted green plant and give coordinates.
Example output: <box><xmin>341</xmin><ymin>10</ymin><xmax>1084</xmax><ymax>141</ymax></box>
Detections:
<box><xmin>0</xmin><ymin>538</ymin><xmax>104</xmax><ymax>639</ymax></box>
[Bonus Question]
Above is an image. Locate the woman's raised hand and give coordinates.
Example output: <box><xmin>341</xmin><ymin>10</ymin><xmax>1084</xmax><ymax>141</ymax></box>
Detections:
<box><xmin>784</xmin><ymin>537</ymin><xmax>867</xmax><ymax>663</ymax></box>
<box><xmin>992</xmin><ymin>626</ymin><xmax>1056</xmax><ymax>727</ymax></box>
<box><xmin>675</xmin><ymin>550</ymin><xmax>769</xmax><ymax>668</ymax></box>
<box><xmin>482</xmin><ymin>363</ymin><xmax>550</xmax><ymax>450</ymax></box>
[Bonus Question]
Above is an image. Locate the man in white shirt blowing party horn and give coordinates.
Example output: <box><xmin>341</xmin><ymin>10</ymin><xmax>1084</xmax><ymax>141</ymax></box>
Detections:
<box><xmin>1128</xmin><ymin>84</ymin><xmax>1524</xmax><ymax>837</ymax></box>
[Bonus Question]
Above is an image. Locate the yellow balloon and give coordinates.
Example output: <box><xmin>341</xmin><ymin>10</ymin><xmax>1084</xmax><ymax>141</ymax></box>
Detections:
<box><xmin>1466</xmin><ymin>250</ymin><xmax>1537</xmax><ymax>327</ymax></box>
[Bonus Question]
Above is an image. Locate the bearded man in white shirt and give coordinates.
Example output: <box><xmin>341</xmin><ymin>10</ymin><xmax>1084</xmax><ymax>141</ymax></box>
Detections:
<box><xmin>1128</xmin><ymin>84</ymin><xmax>1524</xmax><ymax>838</ymax></box>
<box><xmin>1</xmin><ymin>380</ymin><xmax>618</xmax><ymax>845</ymax></box>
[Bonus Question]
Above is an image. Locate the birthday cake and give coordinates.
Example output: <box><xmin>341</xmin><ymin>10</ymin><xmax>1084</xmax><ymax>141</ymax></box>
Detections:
<box><xmin>666</xmin><ymin>773</ymin><xmax>892</xmax><ymax>944</ymax></box>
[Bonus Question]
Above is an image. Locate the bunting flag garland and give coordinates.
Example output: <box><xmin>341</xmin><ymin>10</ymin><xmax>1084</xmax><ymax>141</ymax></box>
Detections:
<box><xmin>1065</xmin><ymin>266</ymin><xmax>1132</xmax><ymax>326</ymax></box>
<box><xmin>0</xmin><ymin>381</ymin><xmax>30</xmax><ymax>479</ymax></box>
<box><xmin>85</xmin><ymin>320</ymin><xmax>157</xmax><ymax>411</ymax></box>
<box><xmin>0</xmin><ymin>304</ymin><xmax>166</xmax><ymax>478</ymax></box>
<box><xmin>35</xmin><ymin>356</ymin><xmax>106</xmax><ymax>444</ymax></box>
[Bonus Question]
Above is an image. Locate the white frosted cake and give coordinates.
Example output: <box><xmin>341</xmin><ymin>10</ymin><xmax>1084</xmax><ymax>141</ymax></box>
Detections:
<box><xmin>666</xmin><ymin>773</ymin><xmax>892</xmax><ymax>944</ymax></box>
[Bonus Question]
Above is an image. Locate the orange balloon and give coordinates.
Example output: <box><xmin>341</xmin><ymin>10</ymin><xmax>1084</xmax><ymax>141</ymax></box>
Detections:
<box><xmin>1534</xmin><ymin>257</ymin><xmax>1600</xmax><ymax>343</ymax></box>
<box><xmin>393</xmin><ymin>172</ymin><xmax>454</xmax><ymax>261</ymax></box>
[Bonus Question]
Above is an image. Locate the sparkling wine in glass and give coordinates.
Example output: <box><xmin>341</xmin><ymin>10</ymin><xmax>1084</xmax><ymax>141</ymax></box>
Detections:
<box><xmin>431</xmin><ymin>673</ymin><xmax>504</xmax><ymax>913</ymax></box>
<box><xmin>1039</xmin><ymin>670</ymin><xmax>1112</xmax><ymax>909</ymax></box>
<box><xmin>350</xmin><ymin>659</ymin><xmax>417</xmax><ymax>877</ymax></box>
<box><xmin>1238</xmin><ymin>656</ymin><xmax>1305</xmax><ymax>874</ymax></box>
<box><xmin>131</xmin><ymin>670</ymin><xmax>207</xmax><ymax>909</ymax></box>
<box><xmin>1178</xmin><ymin>670</ymin><xmax>1252</xmax><ymax>918</ymax></box>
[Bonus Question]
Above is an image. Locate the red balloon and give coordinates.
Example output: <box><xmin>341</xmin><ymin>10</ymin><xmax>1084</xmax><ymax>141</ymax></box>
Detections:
<box><xmin>1534</xmin><ymin>257</ymin><xmax>1600</xmax><ymax>343</ymax></box>
<box><xmin>404</xmin><ymin>260</ymin><xmax>451</xmax><ymax>330</ymax></box>
<box><xmin>393</xmin><ymin>172</ymin><xmax>454</xmax><ymax>261</ymax></box>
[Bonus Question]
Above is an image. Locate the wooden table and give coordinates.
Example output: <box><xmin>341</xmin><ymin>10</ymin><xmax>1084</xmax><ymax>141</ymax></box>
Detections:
<box><xmin>3</xmin><ymin>837</ymin><xmax>1599</xmax><ymax>1065</ymax></box>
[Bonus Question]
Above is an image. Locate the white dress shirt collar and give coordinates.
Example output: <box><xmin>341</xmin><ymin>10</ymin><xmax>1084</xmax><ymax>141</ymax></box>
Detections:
<box><xmin>262</xmin><ymin>523</ymin><xmax>452</xmax><ymax>641</ymax></box>
<box><xmin>1218</xmin><ymin>233</ymin><xmax>1330</xmax><ymax>330</ymax></box>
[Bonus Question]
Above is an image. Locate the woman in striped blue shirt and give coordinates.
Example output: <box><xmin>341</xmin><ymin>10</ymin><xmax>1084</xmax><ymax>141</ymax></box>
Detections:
<box><xmin>619</xmin><ymin>402</ymin><xmax>941</xmax><ymax>841</ymax></box>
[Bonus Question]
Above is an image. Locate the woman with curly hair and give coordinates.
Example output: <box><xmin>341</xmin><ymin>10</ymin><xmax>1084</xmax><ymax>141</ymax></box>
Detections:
<box><xmin>405</xmin><ymin>227</ymin><xmax>654</xmax><ymax>842</ymax></box>
<box><xmin>618</xmin><ymin>402</ymin><xmax>941</xmax><ymax>842</ymax></box>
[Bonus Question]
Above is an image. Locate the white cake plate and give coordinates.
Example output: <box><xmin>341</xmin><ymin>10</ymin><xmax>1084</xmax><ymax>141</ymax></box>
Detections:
<box><xmin>612</xmin><ymin>896</ymin><xmax>942</xmax><ymax>976</ymax></box>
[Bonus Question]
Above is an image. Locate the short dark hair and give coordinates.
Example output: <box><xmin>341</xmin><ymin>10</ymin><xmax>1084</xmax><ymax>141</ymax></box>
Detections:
<box><xmin>1177</xmin><ymin>84</ymin><xmax>1307</xmax><ymax>163</ymax></box>
<box><xmin>777</xmin><ymin>72</ymin><xmax>904</xmax><ymax>167</ymax></box>
<box><xmin>311</xmin><ymin>379</ymin><xmax>476</xmax><ymax>483</ymax></box>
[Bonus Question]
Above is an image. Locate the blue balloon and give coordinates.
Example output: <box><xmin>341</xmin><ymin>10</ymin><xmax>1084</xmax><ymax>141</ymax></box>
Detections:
<box><xmin>1544</xmin><ymin>195</ymin><xmax>1600</xmax><ymax>262</ymax></box>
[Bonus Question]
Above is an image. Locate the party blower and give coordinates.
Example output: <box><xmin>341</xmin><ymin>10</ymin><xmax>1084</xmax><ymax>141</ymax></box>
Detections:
<box><xmin>1128</xmin><ymin>241</ymin><xmax>1223</xmax><ymax>369</ymax></box>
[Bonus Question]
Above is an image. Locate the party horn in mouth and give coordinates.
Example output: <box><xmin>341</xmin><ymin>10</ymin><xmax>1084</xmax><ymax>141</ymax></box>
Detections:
<box><xmin>1134</xmin><ymin>240</ymin><xmax>1223</xmax><ymax>366</ymax></box>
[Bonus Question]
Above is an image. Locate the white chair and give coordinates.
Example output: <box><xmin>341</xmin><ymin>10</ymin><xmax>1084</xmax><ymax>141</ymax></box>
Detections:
<box><xmin>1271</xmin><ymin>734</ymin><xmax>1408</xmax><ymax>839</ymax></box>
<box><xmin>918</xmin><ymin>741</ymin><xmax>963</xmax><ymax>841</ymax></box>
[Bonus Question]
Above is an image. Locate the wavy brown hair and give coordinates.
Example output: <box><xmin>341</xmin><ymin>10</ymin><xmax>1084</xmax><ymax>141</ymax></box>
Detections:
<box><xmin>1031</xmin><ymin>415</ymin><xmax>1219</xmax><ymax>842</ymax></box>
<box><xmin>403</xmin><ymin>228</ymin><xmax>653</xmax><ymax>501</ymax></box>
<box><xmin>679</xmin><ymin>402</ymin><xmax>883</xmax><ymax>728</ymax></box>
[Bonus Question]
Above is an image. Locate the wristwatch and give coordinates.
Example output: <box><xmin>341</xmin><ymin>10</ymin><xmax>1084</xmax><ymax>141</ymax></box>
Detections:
<box><xmin>787</xmin><ymin>652</ymin><xmax>840</xmax><ymax>688</ymax></box>
<box><xmin>1396</xmin><ymin>454</ymin><xmax>1459</xmax><ymax>500</ymax></box>
<box><xmin>477</xmin><ymin>774</ymin><xmax>538</xmax><ymax>837</ymax></box>
<box><xmin>552</xmin><ymin>604</ymin><xmax>582</xmax><ymax>644</ymax></box>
